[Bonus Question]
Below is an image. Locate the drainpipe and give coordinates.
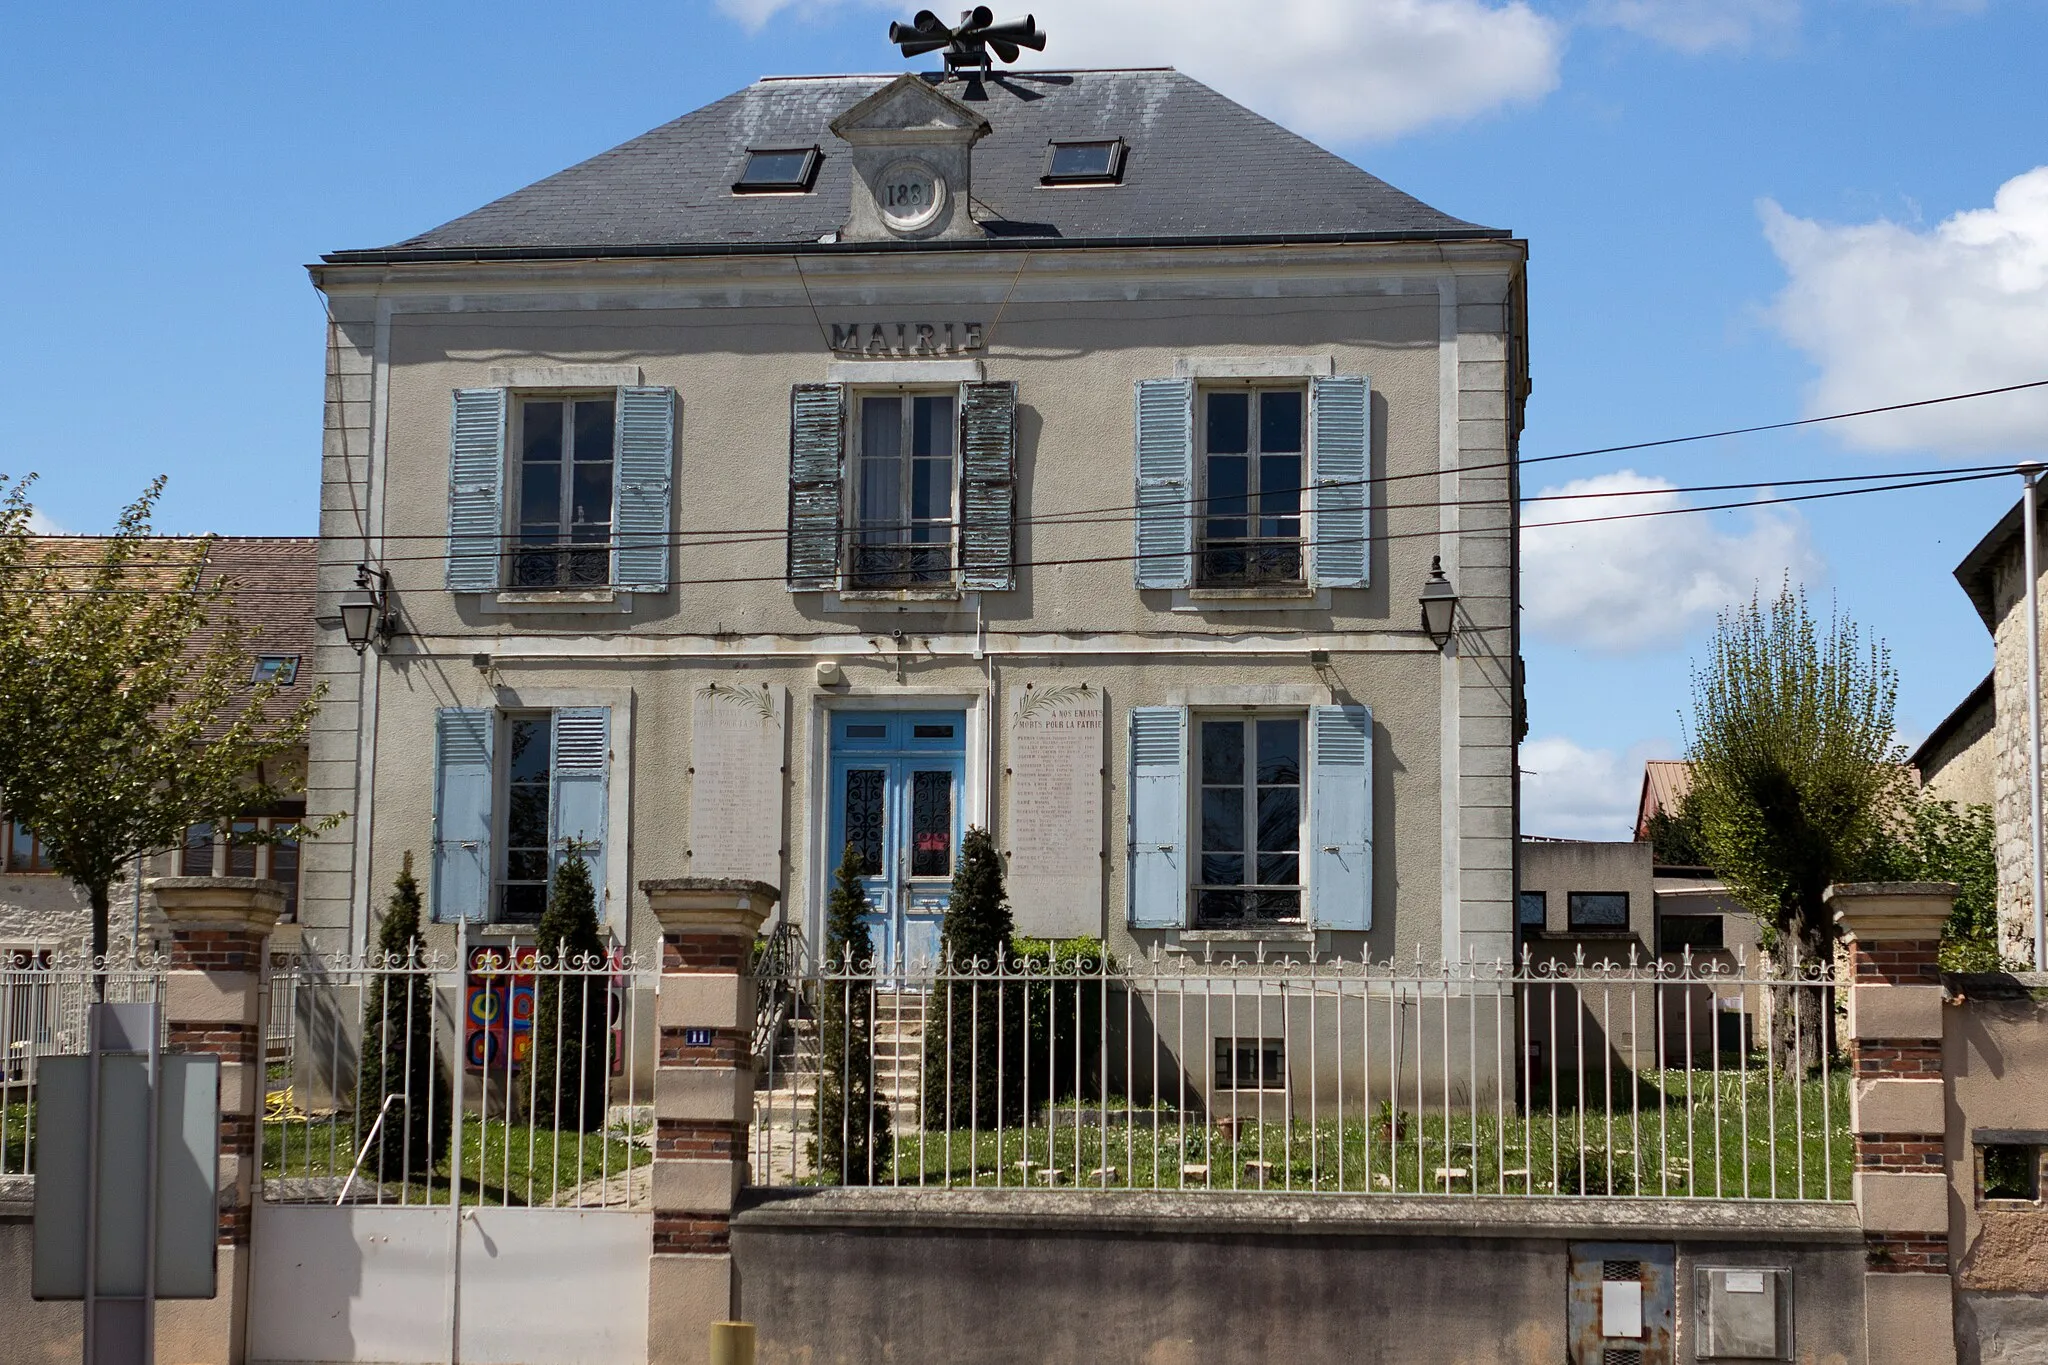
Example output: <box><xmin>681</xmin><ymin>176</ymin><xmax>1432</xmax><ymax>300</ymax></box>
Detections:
<box><xmin>2025</xmin><ymin>462</ymin><xmax>2046</xmax><ymax>969</ymax></box>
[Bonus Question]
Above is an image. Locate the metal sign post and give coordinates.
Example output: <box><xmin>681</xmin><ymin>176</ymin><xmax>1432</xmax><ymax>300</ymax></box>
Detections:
<box><xmin>32</xmin><ymin>1002</ymin><xmax>220</xmax><ymax>1365</ymax></box>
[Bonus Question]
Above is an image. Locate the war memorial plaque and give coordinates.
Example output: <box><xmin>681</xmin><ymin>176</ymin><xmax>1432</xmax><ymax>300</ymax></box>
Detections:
<box><xmin>688</xmin><ymin>681</ymin><xmax>787</xmax><ymax>885</ymax></box>
<box><xmin>1006</xmin><ymin>683</ymin><xmax>1104</xmax><ymax>937</ymax></box>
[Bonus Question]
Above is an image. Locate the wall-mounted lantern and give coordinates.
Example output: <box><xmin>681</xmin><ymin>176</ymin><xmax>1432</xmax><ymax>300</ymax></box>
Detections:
<box><xmin>1419</xmin><ymin>556</ymin><xmax>1458</xmax><ymax>649</ymax></box>
<box><xmin>339</xmin><ymin>563</ymin><xmax>394</xmax><ymax>655</ymax></box>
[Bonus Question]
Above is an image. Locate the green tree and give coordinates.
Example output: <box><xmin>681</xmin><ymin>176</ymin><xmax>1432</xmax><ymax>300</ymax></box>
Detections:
<box><xmin>923</xmin><ymin>827</ymin><xmax>1023</xmax><ymax>1128</ymax></box>
<box><xmin>1644</xmin><ymin>795</ymin><xmax>1711</xmax><ymax>868</ymax></box>
<box><xmin>529</xmin><ymin>855</ymin><xmax>610</xmax><ymax>1133</ymax></box>
<box><xmin>1685</xmin><ymin>584</ymin><xmax>1906</xmax><ymax>1069</ymax></box>
<box><xmin>0</xmin><ymin>478</ymin><xmax>321</xmax><ymax>974</ymax></box>
<box><xmin>815</xmin><ymin>845</ymin><xmax>891</xmax><ymax>1184</ymax></box>
<box><xmin>1863</xmin><ymin>796</ymin><xmax>2002</xmax><ymax>971</ymax></box>
<box><xmin>356</xmin><ymin>852</ymin><xmax>450</xmax><ymax>1182</ymax></box>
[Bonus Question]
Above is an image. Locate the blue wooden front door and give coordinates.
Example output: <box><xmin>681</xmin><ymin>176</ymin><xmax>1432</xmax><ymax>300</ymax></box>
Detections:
<box><xmin>826</xmin><ymin>711</ymin><xmax>966</xmax><ymax>976</ymax></box>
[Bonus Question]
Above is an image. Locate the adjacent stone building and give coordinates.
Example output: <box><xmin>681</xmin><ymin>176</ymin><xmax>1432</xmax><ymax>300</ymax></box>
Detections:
<box><xmin>1954</xmin><ymin>498</ymin><xmax>2047</xmax><ymax>964</ymax></box>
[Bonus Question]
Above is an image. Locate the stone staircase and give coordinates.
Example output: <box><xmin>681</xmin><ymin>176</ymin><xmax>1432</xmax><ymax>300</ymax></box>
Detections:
<box><xmin>750</xmin><ymin>990</ymin><xmax>930</xmax><ymax>1182</ymax></box>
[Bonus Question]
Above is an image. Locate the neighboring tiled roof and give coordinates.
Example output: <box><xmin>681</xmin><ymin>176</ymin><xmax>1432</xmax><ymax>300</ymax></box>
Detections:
<box><xmin>1954</xmin><ymin>495</ymin><xmax>2045</xmax><ymax>630</ymax></box>
<box><xmin>23</xmin><ymin>536</ymin><xmax>316</xmax><ymax>726</ymax></box>
<box><xmin>1635</xmin><ymin>761</ymin><xmax>1694</xmax><ymax>839</ymax></box>
<box><xmin>326</xmin><ymin>69</ymin><xmax>1502</xmax><ymax>264</ymax></box>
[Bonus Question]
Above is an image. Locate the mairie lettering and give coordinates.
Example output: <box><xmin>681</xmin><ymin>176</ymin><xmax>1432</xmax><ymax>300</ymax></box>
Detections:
<box><xmin>829</xmin><ymin>322</ymin><xmax>985</xmax><ymax>357</ymax></box>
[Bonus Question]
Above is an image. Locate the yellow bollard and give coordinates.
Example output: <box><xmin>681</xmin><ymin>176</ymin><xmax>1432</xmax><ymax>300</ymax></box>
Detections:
<box><xmin>709</xmin><ymin>1321</ymin><xmax>757</xmax><ymax>1365</ymax></box>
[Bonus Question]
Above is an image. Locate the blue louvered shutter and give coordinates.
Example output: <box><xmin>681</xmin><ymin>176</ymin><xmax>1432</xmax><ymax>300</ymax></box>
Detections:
<box><xmin>432</xmin><ymin>709</ymin><xmax>495</xmax><ymax>923</ymax></box>
<box><xmin>447</xmin><ymin>389</ymin><xmax>507</xmax><ymax>592</ymax></box>
<box><xmin>1309</xmin><ymin>704</ymin><xmax>1374</xmax><ymax>931</ymax></box>
<box><xmin>787</xmin><ymin>384</ymin><xmax>845</xmax><ymax>590</ymax></box>
<box><xmin>614</xmin><ymin>387</ymin><xmax>675</xmax><ymax>592</ymax></box>
<box><xmin>550</xmin><ymin>707</ymin><xmax>611</xmax><ymax>924</ymax></box>
<box><xmin>1127</xmin><ymin>706</ymin><xmax>1188</xmax><ymax>928</ymax></box>
<box><xmin>1309</xmin><ymin>375</ymin><xmax>1371</xmax><ymax>589</ymax></box>
<box><xmin>1133</xmin><ymin>379</ymin><xmax>1193</xmax><ymax>589</ymax></box>
<box><xmin>959</xmin><ymin>381</ymin><xmax>1017</xmax><ymax>591</ymax></box>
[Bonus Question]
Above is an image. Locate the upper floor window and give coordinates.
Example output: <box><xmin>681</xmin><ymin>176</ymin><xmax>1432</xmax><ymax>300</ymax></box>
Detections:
<box><xmin>1518</xmin><ymin>889</ymin><xmax>1546</xmax><ymax>929</ymax></box>
<box><xmin>3</xmin><ymin>819</ymin><xmax>54</xmax><ymax>874</ymax></box>
<box><xmin>513</xmin><ymin>395</ymin><xmax>616</xmax><ymax>589</ymax></box>
<box><xmin>852</xmin><ymin>392</ymin><xmax>957</xmax><ymax>588</ymax></box>
<box><xmin>1199</xmin><ymin>387</ymin><xmax>1304</xmax><ymax>589</ymax></box>
<box><xmin>1195</xmin><ymin>713</ymin><xmax>1303</xmax><ymax>925</ymax></box>
<box><xmin>180</xmin><ymin>811</ymin><xmax>305</xmax><ymax>920</ymax></box>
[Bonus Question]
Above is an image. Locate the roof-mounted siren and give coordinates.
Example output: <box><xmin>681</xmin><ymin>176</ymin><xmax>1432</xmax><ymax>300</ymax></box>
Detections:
<box><xmin>890</xmin><ymin>8</ymin><xmax>1046</xmax><ymax>94</ymax></box>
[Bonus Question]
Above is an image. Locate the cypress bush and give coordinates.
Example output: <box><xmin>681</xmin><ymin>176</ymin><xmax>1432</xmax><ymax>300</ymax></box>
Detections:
<box><xmin>922</xmin><ymin>827</ymin><xmax>1024</xmax><ymax>1128</ymax></box>
<box><xmin>529</xmin><ymin>855</ymin><xmax>610</xmax><ymax>1133</ymax></box>
<box><xmin>356</xmin><ymin>852</ymin><xmax>450</xmax><ymax>1182</ymax></box>
<box><xmin>816</xmin><ymin>845</ymin><xmax>892</xmax><ymax>1183</ymax></box>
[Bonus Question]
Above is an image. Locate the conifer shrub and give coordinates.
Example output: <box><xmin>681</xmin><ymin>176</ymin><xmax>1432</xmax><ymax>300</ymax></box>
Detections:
<box><xmin>356</xmin><ymin>852</ymin><xmax>450</xmax><ymax>1182</ymax></box>
<box><xmin>1015</xmin><ymin>936</ymin><xmax>1112</xmax><ymax>1114</ymax></box>
<box><xmin>529</xmin><ymin>855</ymin><xmax>610</xmax><ymax>1133</ymax></box>
<box><xmin>815</xmin><ymin>844</ymin><xmax>892</xmax><ymax>1183</ymax></box>
<box><xmin>922</xmin><ymin>827</ymin><xmax>1025</xmax><ymax>1128</ymax></box>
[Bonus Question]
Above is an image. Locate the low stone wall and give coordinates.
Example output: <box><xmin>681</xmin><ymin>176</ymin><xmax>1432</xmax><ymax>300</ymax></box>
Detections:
<box><xmin>732</xmin><ymin>1190</ymin><xmax>1867</xmax><ymax>1365</ymax></box>
<box><xmin>0</xmin><ymin>1198</ymin><xmax>84</xmax><ymax>1363</ymax></box>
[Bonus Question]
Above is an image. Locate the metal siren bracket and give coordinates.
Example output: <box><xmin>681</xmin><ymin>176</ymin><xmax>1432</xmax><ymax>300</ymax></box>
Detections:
<box><xmin>890</xmin><ymin>8</ymin><xmax>1047</xmax><ymax>82</ymax></box>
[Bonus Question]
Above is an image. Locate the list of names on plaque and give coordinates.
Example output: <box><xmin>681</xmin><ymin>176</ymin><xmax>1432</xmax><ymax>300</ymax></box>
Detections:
<box><xmin>1006</xmin><ymin>684</ymin><xmax>1104</xmax><ymax>937</ymax></box>
<box><xmin>688</xmin><ymin>682</ymin><xmax>786</xmax><ymax>885</ymax></box>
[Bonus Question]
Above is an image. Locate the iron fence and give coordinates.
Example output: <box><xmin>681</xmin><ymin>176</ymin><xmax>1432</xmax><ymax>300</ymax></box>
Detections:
<box><xmin>1</xmin><ymin>956</ymin><xmax>167</xmax><ymax>1178</ymax></box>
<box><xmin>260</xmin><ymin>948</ymin><xmax>657</xmax><ymax>1209</ymax></box>
<box><xmin>750</xmin><ymin>947</ymin><xmax>1849</xmax><ymax>1201</ymax></box>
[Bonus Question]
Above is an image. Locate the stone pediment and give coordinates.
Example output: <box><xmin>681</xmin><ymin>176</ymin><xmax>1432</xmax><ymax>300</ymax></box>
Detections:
<box><xmin>829</xmin><ymin>74</ymin><xmax>991</xmax><ymax>147</ymax></box>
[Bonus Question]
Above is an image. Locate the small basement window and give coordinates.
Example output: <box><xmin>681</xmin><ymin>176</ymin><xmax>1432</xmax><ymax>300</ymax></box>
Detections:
<box><xmin>253</xmin><ymin>655</ymin><xmax>300</xmax><ymax>686</ymax></box>
<box><xmin>1042</xmin><ymin>139</ymin><xmax>1126</xmax><ymax>185</ymax></box>
<box><xmin>733</xmin><ymin>147</ymin><xmax>821</xmax><ymax>194</ymax></box>
<box><xmin>1980</xmin><ymin>1143</ymin><xmax>2042</xmax><ymax>1202</ymax></box>
<box><xmin>1215</xmin><ymin>1037</ymin><xmax>1285</xmax><ymax>1091</ymax></box>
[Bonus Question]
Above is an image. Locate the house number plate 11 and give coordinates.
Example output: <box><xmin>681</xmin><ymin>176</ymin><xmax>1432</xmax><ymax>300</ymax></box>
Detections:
<box><xmin>684</xmin><ymin>1027</ymin><xmax>715</xmax><ymax>1047</ymax></box>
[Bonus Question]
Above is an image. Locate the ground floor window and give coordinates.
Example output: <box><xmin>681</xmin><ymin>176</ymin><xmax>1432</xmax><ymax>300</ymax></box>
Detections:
<box><xmin>3</xmin><ymin>819</ymin><xmax>54</xmax><ymax>873</ymax></box>
<box><xmin>1195</xmin><ymin>714</ymin><xmax>1303</xmax><ymax>924</ymax></box>
<box><xmin>179</xmin><ymin>811</ymin><xmax>305</xmax><ymax>920</ymax></box>
<box><xmin>501</xmin><ymin>713</ymin><xmax>554</xmax><ymax>923</ymax></box>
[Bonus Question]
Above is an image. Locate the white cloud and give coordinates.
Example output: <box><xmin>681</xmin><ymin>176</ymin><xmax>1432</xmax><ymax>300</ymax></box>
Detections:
<box><xmin>25</xmin><ymin>509</ymin><xmax>65</xmax><ymax>535</ymax></box>
<box><xmin>1587</xmin><ymin>0</ymin><xmax>1798</xmax><ymax>53</ymax></box>
<box><xmin>717</xmin><ymin>0</ymin><xmax>1563</xmax><ymax>142</ymax></box>
<box><xmin>1763</xmin><ymin>166</ymin><xmax>2048</xmax><ymax>454</ymax></box>
<box><xmin>1521</xmin><ymin>734</ymin><xmax>1672</xmax><ymax>841</ymax></box>
<box><xmin>1520</xmin><ymin>470</ymin><xmax>1822</xmax><ymax>652</ymax></box>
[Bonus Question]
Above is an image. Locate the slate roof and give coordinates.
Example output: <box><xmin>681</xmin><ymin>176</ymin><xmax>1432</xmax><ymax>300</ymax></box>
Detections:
<box><xmin>326</xmin><ymin>69</ymin><xmax>1503</xmax><ymax>264</ymax></box>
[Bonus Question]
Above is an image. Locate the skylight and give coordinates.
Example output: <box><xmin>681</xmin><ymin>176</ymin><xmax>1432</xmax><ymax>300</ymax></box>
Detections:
<box><xmin>1042</xmin><ymin>139</ymin><xmax>1126</xmax><ymax>186</ymax></box>
<box><xmin>734</xmin><ymin>147</ymin><xmax>821</xmax><ymax>194</ymax></box>
<box><xmin>253</xmin><ymin>655</ymin><xmax>300</xmax><ymax>686</ymax></box>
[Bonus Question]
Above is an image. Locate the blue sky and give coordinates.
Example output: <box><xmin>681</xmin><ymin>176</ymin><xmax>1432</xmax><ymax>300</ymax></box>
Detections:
<box><xmin>4</xmin><ymin>0</ymin><xmax>2045</xmax><ymax>836</ymax></box>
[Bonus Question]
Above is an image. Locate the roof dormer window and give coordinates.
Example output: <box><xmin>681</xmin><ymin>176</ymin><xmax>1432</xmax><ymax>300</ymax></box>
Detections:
<box><xmin>734</xmin><ymin>146</ymin><xmax>821</xmax><ymax>194</ymax></box>
<box><xmin>1042</xmin><ymin>139</ymin><xmax>1126</xmax><ymax>186</ymax></box>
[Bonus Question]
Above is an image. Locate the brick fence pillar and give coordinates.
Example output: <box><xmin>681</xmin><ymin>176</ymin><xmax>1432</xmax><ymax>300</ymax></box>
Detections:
<box><xmin>148</xmin><ymin>875</ymin><xmax>285</xmax><ymax>1365</ymax></box>
<box><xmin>1827</xmin><ymin>880</ymin><xmax>1957</xmax><ymax>1365</ymax></box>
<box><xmin>641</xmin><ymin>877</ymin><xmax>778</xmax><ymax>1365</ymax></box>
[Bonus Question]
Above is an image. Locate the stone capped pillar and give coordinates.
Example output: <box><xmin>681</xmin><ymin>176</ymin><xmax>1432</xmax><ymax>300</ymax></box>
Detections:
<box><xmin>642</xmin><ymin>877</ymin><xmax>778</xmax><ymax>1365</ymax></box>
<box><xmin>149</xmin><ymin>875</ymin><xmax>286</xmax><ymax>1365</ymax></box>
<box><xmin>1828</xmin><ymin>881</ymin><xmax>1957</xmax><ymax>1365</ymax></box>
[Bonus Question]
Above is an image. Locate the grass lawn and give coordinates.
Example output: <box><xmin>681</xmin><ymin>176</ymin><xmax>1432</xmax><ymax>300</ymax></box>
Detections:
<box><xmin>262</xmin><ymin>1112</ymin><xmax>650</xmax><ymax>1206</ymax></box>
<box><xmin>864</xmin><ymin>1066</ymin><xmax>1851</xmax><ymax>1198</ymax></box>
<box><xmin>2</xmin><ymin>1101</ymin><xmax>30</xmax><ymax>1173</ymax></box>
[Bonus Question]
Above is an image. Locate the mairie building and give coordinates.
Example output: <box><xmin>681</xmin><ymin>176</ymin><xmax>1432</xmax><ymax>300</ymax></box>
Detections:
<box><xmin>302</xmin><ymin>65</ymin><xmax>1529</xmax><ymax>972</ymax></box>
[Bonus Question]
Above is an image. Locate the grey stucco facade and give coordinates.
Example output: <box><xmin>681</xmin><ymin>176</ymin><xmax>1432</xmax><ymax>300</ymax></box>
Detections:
<box><xmin>300</xmin><ymin>71</ymin><xmax>1529</xmax><ymax>974</ymax></box>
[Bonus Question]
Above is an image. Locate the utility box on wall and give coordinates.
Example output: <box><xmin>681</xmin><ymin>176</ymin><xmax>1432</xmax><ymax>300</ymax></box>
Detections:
<box><xmin>1695</xmin><ymin>1267</ymin><xmax>1792</xmax><ymax>1360</ymax></box>
<box><xmin>1568</xmin><ymin>1242</ymin><xmax>1675</xmax><ymax>1365</ymax></box>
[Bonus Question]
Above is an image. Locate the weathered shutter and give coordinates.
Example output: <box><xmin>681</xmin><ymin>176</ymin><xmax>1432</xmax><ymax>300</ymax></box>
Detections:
<box><xmin>958</xmin><ymin>380</ymin><xmax>1017</xmax><ymax>591</ymax></box>
<box><xmin>432</xmin><ymin>708</ymin><xmax>495</xmax><ymax>923</ymax></box>
<box><xmin>1308</xmin><ymin>704</ymin><xmax>1374</xmax><ymax>931</ymax></box>
<box><xmin>787</xmin><ymin>384</ymin><xmax>846</xmax><ymax>590</ymax></box>
<box><xmin>550</xmin><ymin>707</ymin><xmax>611</xmax><ymax>925</ymax></box>
<box><xmin>1127</xmin><ymin>706</ymin><xmax>1188</xmax><ymax>929</ymax></box>
<box><xmin>447</xmin><ymin>389</ymin><xmax>507</xmax><ymax>592</ymax></box>
<box><xmin>1133</xmin><ymin>379</ymin><xmax>1194</xmax><ymax>589</ymax></box>
<box><xmin>614</xmin><ymin>387</ymin><xmax>676</xmax><ymax>592</ymax></box>
<box><xmin>1309</xmin><ymin>375</ymin><xmax>1371</xmax><ymax>589</ymax></box>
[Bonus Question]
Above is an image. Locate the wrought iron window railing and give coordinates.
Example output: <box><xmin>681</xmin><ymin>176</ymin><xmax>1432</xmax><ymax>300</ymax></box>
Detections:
<box><xmin>1196</xmin><ymin>537</ymin><xmax>1306</xmax><ymax>589</ymax></box>
<box><xmin>847</xmin><ymin>535</ymin><xmax>955</xmax><ymax>589</ymax></box>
